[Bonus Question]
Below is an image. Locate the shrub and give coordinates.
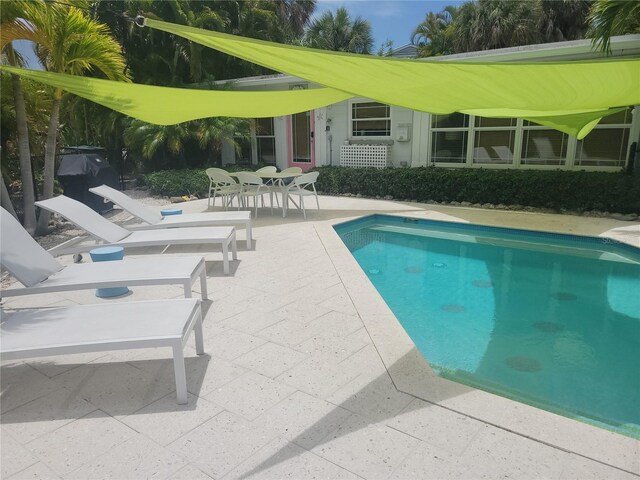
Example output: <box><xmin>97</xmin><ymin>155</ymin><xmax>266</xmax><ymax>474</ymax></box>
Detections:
<box><xmin>144</xmin><ymin>164</ymin><xmax>273</xmax><ymax>197</ymax></box>
<box><xmin>313</xmin><ymin>166</ymin><xmax>640</xmax><ymax>214</ymax></box>
<box><xmin>145</xmin><ymin>169</ymin><xmax>209</xmax><ymax>197</ymax></box>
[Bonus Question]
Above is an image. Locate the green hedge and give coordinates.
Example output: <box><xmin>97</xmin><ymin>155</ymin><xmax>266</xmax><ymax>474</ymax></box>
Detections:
<box><xmin>145</xmin><ymin>169</ymin><xmax>210</xmax><ymax>197</ymax></box>
<box><xmin>145</xmin><ymin>164</ymin><xmax>274</xmax><ymax>197</ymax></box>
<box><xmin>145</xmin><ymin>166</ymin><xmax>640</xmax><ymax>213</ymax></box>
<box><xmin>314</xmin><ymin>167</ymin><xmax>640</xmax><ymax>214</ymax></box>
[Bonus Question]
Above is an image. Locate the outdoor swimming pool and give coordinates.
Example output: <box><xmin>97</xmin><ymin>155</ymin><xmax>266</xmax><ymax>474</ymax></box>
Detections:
<box><xmin>335</xmin><ymin>214</ymin><xmax>640</xmax><ymax>438</ymax></box>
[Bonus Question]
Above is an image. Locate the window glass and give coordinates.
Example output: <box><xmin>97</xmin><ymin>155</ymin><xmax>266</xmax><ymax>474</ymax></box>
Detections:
<box><xmin>598</xmin><ymin>107</ymin><xmax>632</xmax><ymax>125</ymax></box>
<box><xmin>575</xmin><ymin>107</ymin><xmax>632</xmax><ymax>167</ymax></box>
<box><xmin>432</xmin><ymin>131</ymin><xmax>468</xmax><ymax>163</ymax></box>
<box><xmin>431</xmin><ymin>113</ymin><xmax>469</xmax><ymax>129</ymax></box>
<box><xmin>575</xmin><ymin>129</ymin><xmax>630</xmax><ymax>167</ymax></box>
<box><xmin>255</xmin><ymin>117</ymin><xmax>274</xmax><ymax>136</ymax></box>
<box><xmin>351</xmin><ymin>102</ymin><xmax>391</xmax><ymax>137</ymax></box>
<box><xmin>521</xmin><ymin>130</ymin><xmax>568</xmax><ymax>166</ymax></box>
<box><xmin>475</xmin><ymin>117</ymin><xmax>516</xmax><ymax>128</ymax></box>
<box><xmin>235</xmin><ymin>137</ymin><xmax>252</xmax><ymax>165</ymax></box>
<box><xmin>473</xmin><ymin>130</ymin><xmax>515</xmax><ymax>164</ymax></box>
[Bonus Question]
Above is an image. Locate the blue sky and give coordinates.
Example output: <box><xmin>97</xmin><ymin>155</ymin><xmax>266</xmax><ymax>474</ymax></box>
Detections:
<box><xmin>315</xmin><ymin>0</ymin><xmax>463</xmax><ymax>49</ymax></box>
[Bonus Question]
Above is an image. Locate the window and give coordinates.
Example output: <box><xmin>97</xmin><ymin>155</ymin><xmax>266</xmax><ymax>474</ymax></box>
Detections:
<box><xmin>255</xmin><ymin>118</ymin><xmax>276</xmax><ymax>165</ymax></box>
<box><xmin>351</xmin><ymin>102</ymin><xmax>391</xmax><ymax>137</ymax></box>
<box><xmin>430</xmin><ymin>113</ymin><xmax>469</xmax><ymax>164</ymax></box>
<box><xmin>575</xmin><ymin>108</ymin><xmax>633</xmax><ymax>168</ymax></box>
<box><xmin>473</xmin><ymin>117</ymin><xmax>516</xmax><ymax>165</ymax></box>
<box><xmin>521</xmin><ymin>121</ymin><xmax>568</xmax><ymax>166</ymax></box>
<box><xmin>235</xmin><ymin>137</ymin><xmax>252</xmax><ymax>165</ymax></box>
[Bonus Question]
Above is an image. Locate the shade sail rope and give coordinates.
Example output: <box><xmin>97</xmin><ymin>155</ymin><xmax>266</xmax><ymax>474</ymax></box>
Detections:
<box><xmin>141</xmin><ymin>17</ymin><xmax>640</xmax><ymax>139</ymax></box>
<box><xmin>0</xmin><ymin>65</ymin><xmax>353</xmax><ymax>125</ymax></box>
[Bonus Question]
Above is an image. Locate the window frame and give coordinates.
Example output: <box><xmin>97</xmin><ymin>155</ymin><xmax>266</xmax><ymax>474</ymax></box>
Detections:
<box><xmin>424</xmin><ymin>106</ymin><xmax>638</xmax><ymax>171</ymax></box>
<box><xmin>348</xmin><ymin>99</ymin><xmax>392</xmax><ymax>140</ymax></box>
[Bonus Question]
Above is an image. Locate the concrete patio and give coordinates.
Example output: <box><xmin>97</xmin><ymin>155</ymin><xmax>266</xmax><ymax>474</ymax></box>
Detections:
<box><xmin>2</xmin><ymin>195</ymin><xmax>639</xmax><ymax>480</ymax></box>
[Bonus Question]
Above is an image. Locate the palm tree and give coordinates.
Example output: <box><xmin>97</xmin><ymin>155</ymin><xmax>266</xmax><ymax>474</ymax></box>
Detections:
<box><xmin>123</xmin><ymin>120</ymin><xmax>192</xmax><ymax>171</ymax></box>
<box><xmin>1</xmin><ymin>0</ymin><xmax>128</xmax><ymax>234</ymax></box>
<box><xmin>305</xmin><ymin>7</ymin><xmax>373</xmax><ymax>54</ymax></box>
<box><xmin>1</xmin><ymin>0</ymin><xmax>37</xmax><ymax>233</ymax></box>
<box><xmin>412</xmin><ymin>6</ymin><xmax>457</xmax><ymax>57</ymax></box>
<box><xmin>588</xmin><ymin>0</ymin><xmax>640</xmax><ymax>53</ymax></box>
<box><xmin>451</xmin><ymin>0</ymin><xmax>543</xmax><ymax>52</ymax></box>
<box><xmin>195</xmin><ymin>117</ymin><xmax>250</xmax><ymax>166</ymax></box>
<box><xmin>275</xmin><ymin>0</ymin><xmax>317</xmax><ymax>40</ymax></box>
<box><xmin>541</xmin><ymin>0</ymin><xmax>590</xmax><ymax>43</ymax></box>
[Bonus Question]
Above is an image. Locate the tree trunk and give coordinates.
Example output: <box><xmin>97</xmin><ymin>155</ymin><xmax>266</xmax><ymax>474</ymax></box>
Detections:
<box><xmin>1</xmin><ymin>174</ymin><xmax>18</xmax><ymax>219</ymax></box>
<box><xmin>11</xmin><ymin>73</ymin><xmax>38</xmax><ymax>234</ymax></box>
<box><xmin>35</xmin><ymin>97</ymin><xmax>61</xmax><ymax>235</ymax></box>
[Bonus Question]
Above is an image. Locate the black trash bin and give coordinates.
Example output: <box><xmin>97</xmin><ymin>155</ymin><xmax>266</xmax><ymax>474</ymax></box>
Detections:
<box><xmin>57</xmin><ymin>153</ymin><xmax>119</xmax><ymax>213</ymax></box>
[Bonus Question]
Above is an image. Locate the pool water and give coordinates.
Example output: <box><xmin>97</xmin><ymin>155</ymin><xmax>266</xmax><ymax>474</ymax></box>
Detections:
<box><xmin>335</xmin><ymin>215</ymin><xmax>640</xmax><ymax>438</ymax></box>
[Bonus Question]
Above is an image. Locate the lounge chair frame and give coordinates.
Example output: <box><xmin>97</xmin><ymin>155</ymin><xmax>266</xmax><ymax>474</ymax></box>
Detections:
<box><xmin>1</xmin><ymin>299</ymin><xmax>204</xmax><ymax>404</ymax></box>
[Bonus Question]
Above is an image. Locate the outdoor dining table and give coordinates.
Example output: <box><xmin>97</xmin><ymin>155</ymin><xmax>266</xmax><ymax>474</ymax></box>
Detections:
<box><xmin>230</xmin><ymin>170</ymin><xmax>303</xmax><ymax>216</ymax></box>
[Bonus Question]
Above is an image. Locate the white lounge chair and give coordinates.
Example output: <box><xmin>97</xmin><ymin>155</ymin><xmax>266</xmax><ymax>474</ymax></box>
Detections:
<box><xmin>35</xmin><ymin>196</ymin><xmax>238</xmax><ymax>275</ymax></box>
<box><xmin>0</xmin><ymin>208</ymin><xmax>208</xmax><ymax>299</ymax></box>
<box><xmin>89</xmin><ymin>184</ymin><xmax>253</xmax><ymax>248</ymax></box>
<box><xmin>0</xmin><ymin>299</ymin><xmax>203</xmax><ymax>404</ymax></box>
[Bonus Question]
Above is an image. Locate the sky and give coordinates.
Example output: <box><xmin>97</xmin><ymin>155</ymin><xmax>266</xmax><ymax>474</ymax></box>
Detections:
<box><xmin>315</xmin><ymin>0</ymin><xmax>464</xmax><ymax>49</ymax></box>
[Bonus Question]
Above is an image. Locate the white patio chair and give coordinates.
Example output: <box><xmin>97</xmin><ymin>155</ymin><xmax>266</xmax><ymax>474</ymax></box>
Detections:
<box><xmin>0</xmin><ymin>207</ymin><xmax>208</xmax><ymax>299</ymax></box>
<box><xmin>90</xmin><ymin>185</ymin><xmax>253</xmax><ymax>248</ymax></box>
<box><xmin>1</xmin><ymin>299</ymin><xmax>204</xmax><ymax>404</ymax></box>
<box><xmin>35</xmin><ymin>196</ymin><xmax>238</xmax><ymax>275</ymax></box>
<box><xmin>255</xmin><ymin>166</ymin><xmax>277</xmax><ymax>175</ymax></box>
<box><xmin>283</xmin><ymin>171</ymin><xmax>320</xmax><ymax>219</ymax></box>
<box><xmin>206</xmin><ymin>168</ymin><xmax>241</xmax><ymax>209</ymax></box>
<box><xmin>235</xmin><ymin>171</ymin><xmax>272</xmax><ymax>218</ymax></box>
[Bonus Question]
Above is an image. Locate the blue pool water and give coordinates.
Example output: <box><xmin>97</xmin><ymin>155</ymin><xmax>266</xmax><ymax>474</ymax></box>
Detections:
<box><xmin>335</xmin><ymin>215</ymin><xmax>640</xmax><ymax>437</ymax></box>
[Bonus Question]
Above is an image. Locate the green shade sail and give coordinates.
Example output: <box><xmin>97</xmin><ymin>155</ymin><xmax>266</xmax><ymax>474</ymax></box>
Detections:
<box><xmin>143</xmin><ymin>17</ymin><xmax>640</xmax><ymax>139</ymax></box>
<box><xmin>0</xmin><ymin>65</ymin><xmax>352</xmax><ymax>125</ymax></box>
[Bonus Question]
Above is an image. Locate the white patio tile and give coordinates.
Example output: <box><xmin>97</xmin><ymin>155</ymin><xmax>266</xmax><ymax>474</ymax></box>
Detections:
<box><xmin>202</xmin><ymin>329</ymin><xmax>266</xmax><ymax>360</ymax></box>
<box><xmin>559</xmin><ymin>454</ymin><xmax>640</xmax><ymax>480</ymax></box>
<box><xmin>26</xmin><ymin>351</ymin><xmax>111</xmax><ymax>378</ymax></box>
<box><xmin>307</xmin><ymin>311</ymin><xmax>364</xmax><ymax>339</ymax></box>
<box><xmin>1</xmin><ymin>388</ymin><xmax>97</xmax><ymax>445</ymax></box>
<box><xmin>204</xmin><ymin>371</ymin><xmax>296</xmax><ymax>421</ymax></box>
<box><xmin>254</xmin><ymin>390</ymin><xmax>352</xmax><ymax>451</ymax></box>
<box><xmin>119</xmin><ymin>393</ymin><xmax>223</xmax><ymax>446</ymax></box>
<box><xmin>327</xmin><ymin>372</ymin><xmax>414</xmax><ymax>419</ymax></box>
<box><xmin>6</xmin><ymin>462</ymin><xmax>60</xmax><ymax>480</ymax></box>
<box><xmin>234</xmin><ymin>342</ymin><xmax>308</xmax><ymax>378</ymax></box>
<box><xmin>1</xmin><ymin>363</ymin><xmax>62</xmax><ymax>414</ymax></box>
<box><xmin>460</xmin><ymin>423</ymin><xmax>570</xmax><ymax>479</ymax></box>
<box><xmin>2</xmin><ymin>434</ymin><xmax>39</xmax><ymax>478</ymax></box>
<box><xmin>310</xmin><ymin>414</ymin><xmax>420</xmax><ymax>479</ymax></box>
<box><xmin>256</xmin><ymin>319</ymin><xmax>323</xmax><ymax>347</ymax></box>
<box><xmin>222</xmin><ymin>436</ymin><xmax>360</xmax><ymax>480</ymax></box>
<box><xmin>296</xmin><ymin>334</ymin><xmax>368</xmax><ymax>363</ymax></box>
<box><xmin>271</xmin><ymin>301</ymin><xmax>333</xmax><ymax>325</ymax></box>
<box><xmin>388</xmin><ymin>398</ymin><xmax>485</xmax><ymax>455</ymax></box>
<box><xmin>50</xmin><ymin>360</ymin><xmax>176</xmax><ymax>416</ymax></box>
<box><xmin>388</xmin><ymin>441</ymin><xmax>479</xmax><ymax>480</ymax></box>
<box><xmin>318</xmin><ymin>290</ymin><xmax>359</xmax><ymax>316</ymax></box>
<box><xmin>275</xmin><ymin>356</ymin><xmax>361</xmax><ymax>399</ymax></box>
<box><xmin>167</xmin><ymin>464</ymin><xmax>214</xmax><ymax>480</ymax></box>
<box><xmin>218</xmin><ymin>308</ymin><xmax>287</xmax><ymax>334</ymax></box>
<box><xmin>26</xmin><ymin>410</ymin><xmax>134</xmax><ymax>476</ymax></box>
<box><xmin>499</xmin><ymin>402</ymin><xmax>640</xmax><ymax>474</ymax></box>
<box><xmin>167</xmin><ymin>410</ymin><xmax>277</xmax><ymax>479</ymax></box>
<box><xmin>66</xmin><ymin>435</ymin><xmax>187</xmax><ymax>480</ymax></box>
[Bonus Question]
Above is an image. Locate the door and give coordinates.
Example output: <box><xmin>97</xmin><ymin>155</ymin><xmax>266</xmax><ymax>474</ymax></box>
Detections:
<box><xmin>288</xmin><ymin>110</ymin><xmax>315</xmax><ymax>171</ymax></box>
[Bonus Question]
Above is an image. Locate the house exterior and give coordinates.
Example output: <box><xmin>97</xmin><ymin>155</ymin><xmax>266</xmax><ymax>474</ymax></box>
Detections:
<box><xmin>220</xmin><ymin>35</ymin><xmax>640</xmax><ymax>173</ymax></box>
